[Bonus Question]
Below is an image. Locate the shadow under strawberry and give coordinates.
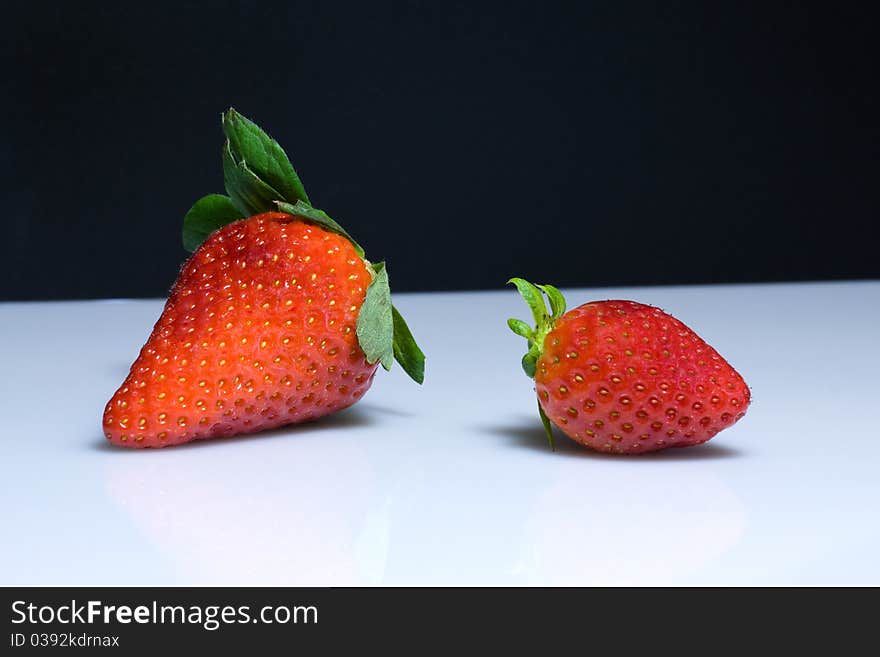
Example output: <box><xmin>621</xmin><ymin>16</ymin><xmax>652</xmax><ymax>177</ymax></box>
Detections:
<box><xmin>93</xmin><ymin>405</ymin><xmax>376</xmax><ymax>452</ymax></box>
<box><xmin>483</xmin><ymin>418</ymin><xmax>744</xmax><ymax>460</ymax></box>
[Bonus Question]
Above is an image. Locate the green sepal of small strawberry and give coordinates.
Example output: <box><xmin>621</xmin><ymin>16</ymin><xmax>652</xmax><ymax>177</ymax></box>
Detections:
<box><xmin>180</xmin><ymin>108</ymin><xmax>425</xmax><ymax>384</ymax></box>
<box><xmin>537</xmin><ymin>400</ymin><xmax>555</xmax><ymax>452</ymax></box>
<box><xmin>508</xmin><ymin>277</ymin><xmax>568</xmax><ymax>449</ymax></box>
<box><xmin>507</xmin><ymin>278</ymin><xmax>566</xmax><ymax>378</ymax></box>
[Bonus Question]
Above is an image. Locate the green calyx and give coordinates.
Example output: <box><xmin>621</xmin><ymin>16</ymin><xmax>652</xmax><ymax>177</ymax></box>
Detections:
<box><xmin>507</xmin><ymin>277</ymin><xmax>568</xmax><ymax>450</ymax></box>
<box><xmin>180</xmin><ymin>108</ymin><xmax>425</xmax><ymax>384</ymax></box>
<box><xmin>507</xmin><ymin>278</ymin><xmax>567</xmax><ymax>378</ymax></box>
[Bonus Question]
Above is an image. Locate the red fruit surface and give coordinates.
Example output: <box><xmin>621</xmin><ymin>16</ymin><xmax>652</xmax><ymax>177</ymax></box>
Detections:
<box><xmin>535</xmin><ymin>300</ymin><xmax>750</xmax><ymax>454</ymax></box>
<box><xmin>103</xmin><ymin>212</ymin><xmax>379</xmax><ymax>448</ymax></box>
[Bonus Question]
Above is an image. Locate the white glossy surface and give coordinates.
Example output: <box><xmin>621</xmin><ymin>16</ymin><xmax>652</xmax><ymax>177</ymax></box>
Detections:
<box><xmin>1</xmin><ymin>281</ymin><xmax>878</xmax><ymax>586</ymax></box>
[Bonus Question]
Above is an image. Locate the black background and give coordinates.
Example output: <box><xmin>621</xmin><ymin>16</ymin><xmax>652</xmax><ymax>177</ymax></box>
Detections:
<box><xmin>1</xmin><ymin>1</ymin><xmax>876</xmax><ymax>301</ymax></box>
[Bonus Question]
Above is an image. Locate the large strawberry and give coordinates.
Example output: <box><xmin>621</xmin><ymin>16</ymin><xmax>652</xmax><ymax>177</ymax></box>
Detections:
<box><xmin>103</xmin><ymin>110</ymin><xmax>424</xmax><ymax>448</ymax></box>
<box><xmin>507</xmin><ymin>278</ymin><xmax>749</xmax><ymax>454</ymax></box>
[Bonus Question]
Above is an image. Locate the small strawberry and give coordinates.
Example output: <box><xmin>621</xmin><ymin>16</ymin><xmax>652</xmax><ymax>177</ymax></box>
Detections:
<box><xmin>103</xmin><ymin>110</ymin><xmax>424</xmax><ymax>448</ymax></box>
<box><xmin>507</xmin><ymin>278</ymin><xmax>749</xmax><ymax>454</ymax></box>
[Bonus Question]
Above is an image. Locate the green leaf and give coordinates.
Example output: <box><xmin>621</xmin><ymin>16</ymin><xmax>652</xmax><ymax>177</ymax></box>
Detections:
<box><xmin>222</xmin><ymin>108</ymin><xmax>310</xmax><ymax>205</ymax></box>
<box><xmin>222</xmin><ymin>140</ymin><xmax>286</xmax><ymax>216</ymax></box>
<box><xmin>274</xmin><ymin>200</ymin><xmax>365</xmax><ymax>258</ymax></box>
<box><xmin>182</xmin><ymin>194</ymin><xmax>243</xmax><ymax>252</ymax></box>
<box><xmin>508</xmin><ymin>277</ymin><xmax>565</xmax><ymax>381</ymax></box>
<box><xmin>356</xmin><ymin>262</ymin><xmax>394</xmax><ymax>370</ymax></box>
<box><xmin>507</xmin><ymin>318</ymin><xmax>533</xmax><ymax>340</ymax></box>
<box><xmin>508</xmin><ymin>278</ymin><xmax>548</xmax><ymax>326</ymax></box>
<box><xmin>538</xmin><ymin>401</ymin><xmax>555</xmax><ymax>451</ymax></box>
<box><xmin>536</xmin><ymin>284</ymin><xmax>566</xmax><ymax>320</ymax></box>
<box><xmin>391</xmin><ymin>305</ymin><xmax>425</xmax><ymax>384</ymax></box>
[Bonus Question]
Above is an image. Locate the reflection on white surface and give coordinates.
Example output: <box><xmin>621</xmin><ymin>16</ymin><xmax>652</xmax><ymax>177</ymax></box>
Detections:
<box><xmin>101</xmin><ymin>410</ymin><xmax>746</xmax><ymax>586</ymax></box>
<box><xmin>520</xmin><ymin>454</ymin><xmax>746</xmax><ymax>585</ymax></box>
<box><xmin>2</xmin><ymin>282</ymin><xmax>880</xmax><ymax>585</ymax></box>
<box><xmin>102</xmin><ymin>412</ymin><xmax>383</xmax><ymax>586</ymax></box>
